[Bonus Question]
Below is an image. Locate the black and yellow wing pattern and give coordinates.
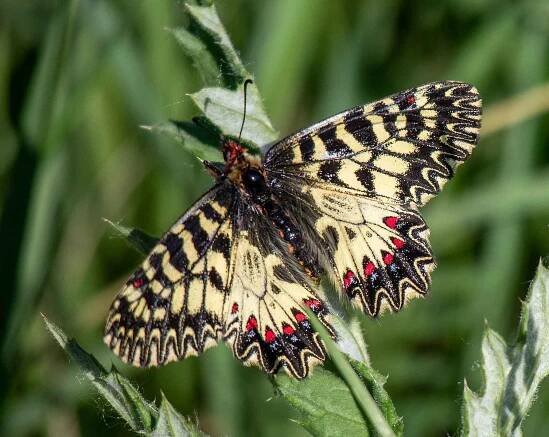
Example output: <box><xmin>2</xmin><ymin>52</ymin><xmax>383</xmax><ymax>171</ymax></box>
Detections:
<box><xmin>265</xmin><ymin>81</ymin><xmax>481</xmax><ymax>316</ymax></box>
<box><xmin>104</xmin><ymin>185</ymin><xmax>236</xmax><ymax>366</ymax></box>
<box><xmin>105</xmin><ymin>186</ymin><xmax>332</xmax><ymax>377</ymax></box>
<box><xmin>105</xmin><ymin>81</ymin><xmax>481</xmax><ymax>378</ymax></box>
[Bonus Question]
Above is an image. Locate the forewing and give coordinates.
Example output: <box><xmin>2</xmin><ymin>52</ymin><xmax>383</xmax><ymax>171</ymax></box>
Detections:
<box><xmin>265</xmin><ymin>81</ymin><xmax>481</xmax><ymax>207</ymax></box>
<box><xmin>222</xmin><ymin>203</ymin><xmax>333</xmax><ymax>378</ymax></box>
<box><xmin>104</xmin><ymin>185</ymin><xmax>237</xmax><ymax>367</ymax></box>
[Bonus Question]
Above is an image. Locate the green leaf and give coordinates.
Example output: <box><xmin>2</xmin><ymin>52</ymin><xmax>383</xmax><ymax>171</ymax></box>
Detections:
<box><xmin>191</xmin><ymin>83</ymin><xmax>278</xmax><ymax>148</ymax></box>
<box><xmin>152</xmin><ymin>393</ymin><xmax>208</xmax><ymax>437</ymax></box>
<box><xmin>43</xmin><ymin>316</ymin><xmax>210</xmax><ymax>436</ymax></box>
<box><xmin>275</xmin><ymin>306</ymin><xmax>400</xmax><ymax>437</ymax></box>
<box><xmin>141</xmin><ymin>120</ymin><xmax>222</xmax><ymax>161</ymax></box>
<box><xmin>460</xmin><ymin>259</ymin><xmax>549</xmax><ymax>436</ymax></box>
<box><xmin>103</xmin><ymin>218</ymin><xmax>159</xmax><ymax>255</ymax></box>
<box><xmin>349</xmin><ymin>359</ymin><xmax>403</xmax><ymax>436</ymax></box>
<box><xmin>184</xmin><ymin>3</ymin><xmax>248</xmax><ymax>87</ymax></box>
<box><xmin>168</xmin><ymin>26</ymin><xmax>220</xmax><ymax>86</ymax></box>
<box><xmin>43</xmin><ymin>315</ymin><xmax>156</xmax><ymax>433</ymax></box>
<box><xmin>275</xmin><ymin>366</ymin><xmax>370</xmax><ymax>437</ymax></box>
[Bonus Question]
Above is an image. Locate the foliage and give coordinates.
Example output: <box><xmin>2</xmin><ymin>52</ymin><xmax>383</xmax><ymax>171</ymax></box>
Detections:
<box><xmin>43</xmin><ymin>316</ymin><xmax>207</xmax><ymax>436</ymax></box>
<box><xmin>461</xmin><ymin>259</ymin><xmax>549</xmax><ymax>436</ymax></box>
<box><xmin>1</xmin><ymin>0</ymin><xmax>549</xmax><ymax>436</ymax></box>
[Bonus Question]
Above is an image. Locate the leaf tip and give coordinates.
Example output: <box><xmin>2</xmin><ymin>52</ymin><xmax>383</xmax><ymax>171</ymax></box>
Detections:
<box><xmin>42</xmin><ymin>314</ymin><xmax>69</xmax><ymax>349</ymax></box>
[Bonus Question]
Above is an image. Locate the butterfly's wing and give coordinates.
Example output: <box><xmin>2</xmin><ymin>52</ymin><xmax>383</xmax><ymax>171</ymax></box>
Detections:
<box><xmin>104</xmin><ymin>185</ymin><xmax>238</xmax><ymax>367</ymax></box>
<box><xmin>222</xmin><ymin>201</ymin><xmax>332</xmax><ymax>378</ymax></box>
<box><xmin>264</xmin><ymin>81</ymin><xmax>481</xmax><ymax>316</ymax></box>
<box><xmin>105</xmin><ymin>184</ymin><xmax>332</xmax><ymax>377</ymax></box>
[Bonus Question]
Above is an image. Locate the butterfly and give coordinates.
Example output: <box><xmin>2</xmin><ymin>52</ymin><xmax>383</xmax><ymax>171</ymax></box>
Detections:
<box><xmin>104</xmin><ymin>81</ymin><xmax>481</xmax><ymax>378</ymax></box>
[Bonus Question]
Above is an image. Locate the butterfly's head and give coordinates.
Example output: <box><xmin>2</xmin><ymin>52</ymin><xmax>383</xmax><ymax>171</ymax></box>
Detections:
<box><xmin>223</xmin><ymin>139</ymin><xmax>246</xmax><ymax>166</ymax></box>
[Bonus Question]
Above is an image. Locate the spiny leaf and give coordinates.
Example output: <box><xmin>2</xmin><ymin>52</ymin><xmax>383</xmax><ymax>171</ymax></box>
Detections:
<box><xmin>461</xmin><ymin>328</ymin><xmax>510</xmax><ymax>436</ymax></box>
<box><xmin>152</xmin><ymin>393</ymin><xmax>208</xmax><ymax>437</ymax></box>
<box><xmin>43</xmin><ymin>316</ymin><xmax>210</xmax><ymax>436</ymax></box>
<box><xmin>168</xmin><ymin>26</ymin><xmax>220</xmax><ymax>86</ymax></box>
<box><xmin>184</xmin><ymin>3</ymin><xmax>248</xmax><ymax>88</ymax></box>
<box><xmin>461</xmin><ymin>258</ymin><xmax>549</xmax><ymax>436</ymax></box>
<box><xmin>170</xmin><ymin>2</ymin><xmax>278</xmax><ymax>150</ymax></box>
<box><xmin>43</xmin><ymin>315</ymin><xmax>156</xmax><ymax>432</ymax></box>
<box><xmin>191</xmin><ymin>84</ymin><xmax>277</xmax><ymax>148</ymax></box>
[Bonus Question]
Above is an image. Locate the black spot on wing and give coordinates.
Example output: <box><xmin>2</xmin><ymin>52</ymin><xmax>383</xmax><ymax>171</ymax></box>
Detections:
<box><xmin>212</xmin><ymin>233</ymin><xmax>231</xmax><ymax>259</ymax></box>
<box><xmin>209</xmin><ymin>267</ymin><xmax>225</xmax><ymax>291</ymax></box>
<box><xmin>345</xmin><ymin>226</ymin><xmax>356</xmax><ymax>240</ymax></box>
<box><xmin>344</xmin><ymin>107</ymin><xmax>376</xmax><ymax>146</ymax></box>
<box><xmin>149</xmin><ymin>252</ymin><xmax>162</xmax><ymax>270</ymax></box>
<box><xmin>299</xmin><ymin>135</ymin><xmax>315</xmax><ymax>162</ymax></box>
<box><xmin>318</xmin><ymin>161</ymin><xmax>345</xmax><ymax>185</ymax></box>
<box><xmin>354</xmin><ymin>167</ymin><xmax>374</xmax><ymax>192</ymax></box>
<box><xmin>164</xmin><ymin>233</ymin><xmax>182</xmax><ymax>257</ymax></box>
<box><xmin>170</xmin><ymin>251</ymin><xmax>188</xmax><ymax>272</ymax></box>
<box><xmin>184</xmin><ymin>215</ymin><xmax>210</xmax><ymax>255</ymax></box>
<box><xmin>318</xmin><ymin>125</ymin><xmax>353</xmax><ymax>158</ymax></box>
<box><xmin>201</xmin><ymin>203</ymin><xmax>223</xmax><ymax>223</ymax></box>
<box><xmin>383</xmin><ymin>112</ymin><xmax>398</xmax><ymax>137</ymax></box>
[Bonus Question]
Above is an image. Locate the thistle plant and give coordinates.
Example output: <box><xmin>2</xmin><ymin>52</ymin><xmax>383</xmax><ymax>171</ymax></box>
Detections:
<box><xmin>43</xmin><ymin>2</ymin><xmax>549</xmax><ymax>437</ymax></box>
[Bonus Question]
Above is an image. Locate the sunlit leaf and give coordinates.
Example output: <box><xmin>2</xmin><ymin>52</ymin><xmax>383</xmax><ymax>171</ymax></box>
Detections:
<box><xmin>191</xmin><ymin>84</ymin><xmax>277</xmax><ymax>148</ymax></box>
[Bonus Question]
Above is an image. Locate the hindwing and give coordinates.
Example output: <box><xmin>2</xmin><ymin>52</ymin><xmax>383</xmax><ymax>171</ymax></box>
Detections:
<box><xmin>307</xmin><ymin>186</ymin><xmax>434</xmax><ymax>316</ymax></box>
<box><xmin>222</xmin><ymin>203</ymin><xmax>332</xmax><ymax>378</ymax></box>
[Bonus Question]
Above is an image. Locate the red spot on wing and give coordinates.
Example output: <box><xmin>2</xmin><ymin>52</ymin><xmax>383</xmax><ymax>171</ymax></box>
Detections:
<box><xmin>343</xmin><ymin>270</ymin><xmax>357</xmax><ymax>289</ymax></box>
<box><xmin>406</xmin><ymin>95</ymin><xmax>416</xmax><ymax>106</ymax></box>
<box><xmin>391</xmin><ymin>237</ymin><xmax>406</xmax><ymax>249</ymax></box>
<box><xmin>283</xmin><ymin>324</ymin><xmax>295</xmax><ymax>335</ymax></box>
<box><xmin>294</xmin><ymin>311</ymin><xmax>307</xmax><ymax>323</ymax></box>
<box><xmin>132</xmin><ymin>278</ymin><xmax>145</xmax><ymax>288</ymax></box>
<box><xmin>231</xmin><ymin>303</ymin><xmax>239</xmax><ymax>314</ymax></box>
<box><xmin>363</xmin><ymin>261</ymin><xmax>376</xmax><ymax>277</ymax></box>
<box><xmin>383</xmin><ymin>252</ymin><xmax>394</xmax><ymax>265</ymax></box>
<box><xmin>264</xmin><ymin>328</ymin><xmax>276</xmax><ymax>343</ymax></box>
<box><xmin>246</xmin><ymin>316</ymin><xmax>258</xmax><ymax>331</ymax></box>
<box><xmin>304</xmin><ymin>298</ymin><xmax>321</xmax><ymax>310</ymax></box>
<box><xmin>384</xmin><ymin>216</ymin><xmax>399</xmax><ymax>229</ymax></box>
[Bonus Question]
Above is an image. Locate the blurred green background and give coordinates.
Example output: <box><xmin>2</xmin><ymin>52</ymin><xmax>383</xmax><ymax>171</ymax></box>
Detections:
<box><xmin>1</xmin><ymin>0</ymin><xmax>549</xmax><ymax>436</ymax></box>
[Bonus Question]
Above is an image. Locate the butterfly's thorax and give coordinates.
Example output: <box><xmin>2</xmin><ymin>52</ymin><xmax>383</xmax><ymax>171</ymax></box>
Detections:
<box><xmin>227</xmin><ymin>151</ymin><xmax>319</xmax><ymax>277</ymax></box>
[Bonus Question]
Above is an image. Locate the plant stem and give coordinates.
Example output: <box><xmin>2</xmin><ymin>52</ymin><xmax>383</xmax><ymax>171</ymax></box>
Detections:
<box><xmin>306</xmin><ymin>309</ymin><xmax>397</xmax><ymax>437</ymax></box>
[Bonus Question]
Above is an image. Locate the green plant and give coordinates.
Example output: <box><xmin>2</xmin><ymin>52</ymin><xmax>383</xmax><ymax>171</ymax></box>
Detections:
<box><xmin>41</xmin><ymin>3</ymin><xmax>549</xmax><ymax>436</ymax></box>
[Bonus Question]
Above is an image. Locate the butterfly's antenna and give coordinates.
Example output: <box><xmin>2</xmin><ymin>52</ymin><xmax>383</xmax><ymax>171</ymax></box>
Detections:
<box><xmin>238</xmin><ymin>79</ymin><xmax>253</xmax><ymax>142</ymax></box>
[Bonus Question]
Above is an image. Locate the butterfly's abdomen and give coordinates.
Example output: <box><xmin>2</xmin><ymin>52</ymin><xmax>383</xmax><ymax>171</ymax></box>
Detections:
<box><xmin>241</xmin><ymin>165</ymin><xmax>320</xmax><ymax>276</ymax></box>
<box><xmin>262</xmin><ymin>197</ymin><xmax>321</xmax><ymax>277</ymax></box>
